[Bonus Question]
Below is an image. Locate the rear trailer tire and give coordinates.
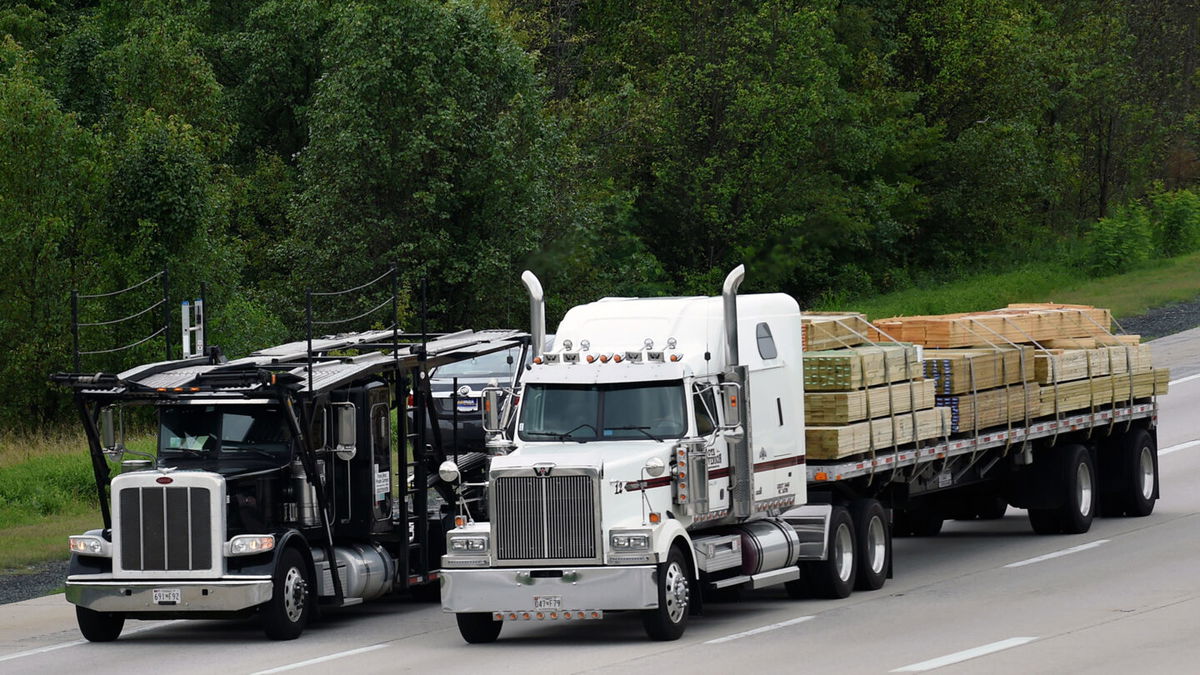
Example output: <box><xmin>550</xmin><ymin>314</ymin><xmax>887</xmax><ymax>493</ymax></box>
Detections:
<box><xmin>262</xmin><ymin>548</ymin><xmax>312</xmax><ymax>640</ymax></box>
<box><xmin>76</xmin><ymin>606</ymin><xmax>125</xmax><ymax>642</ymax></box>
<box><xmin>1119</xmin><ymin>429</ymin><xmax>1157</xmax><ymax>517</ymax></box>
<box><xmin>1027</xmin><ymin>507</ymin><xmax>1062</xmax><ymax>535</ymax></box>
<box><xmin>850</xmin><ymin>499</ymin><xmax>889</xmax><ymax>591</ymax></box>
<box><xmin>456</xmin><ymin>612</ymin><xmax>503</xmax><ymax>643</ymax></box>
<box><xmin>804</xmin><ymin>505</ymin><xmax>856</xmax><ymax>599</ymax></box>
<box><xmin>1058</xmin><ymin>444</ymin><xmax>1097</xmax><ymax>534</ymax></box>
<box><xmin>642</xmin><ymin>547</ymin><xmax>691</xmax><ymax>641</ymax></box>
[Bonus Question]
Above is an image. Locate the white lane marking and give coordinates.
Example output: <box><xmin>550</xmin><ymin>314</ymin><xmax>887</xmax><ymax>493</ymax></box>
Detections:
<box><xmin>0</xmin><ymin>620</ymin><xmax>181</xmax><ymax>663</ymax></box>
<box><xmin>891</xmin><ymin>637</ymin><xmax>1037</xmax><ymax>672</ymax></box>
<box><xmin>1004</xmin><ymin>540</ymin><xmax>1110</xmax><ymax>568</ymax></box>
<box><xmin>1169</xmin><ymin>372</ymin><xmax>1200</xmax><ymax>386</ymax></box>
<box><xmin>1160</xmin><ymin>439</ymin><xmax>1200</xmax><ymax>456</ymax></box>
<box><xmin>704</xmin><ymin>615</ymin><xmax>814</xmax><ymax>644</ymax></box>
<box><xmin>250</xmin><ymin>643</ymin><xmax>390</xmax><ymax>674</ymax></box>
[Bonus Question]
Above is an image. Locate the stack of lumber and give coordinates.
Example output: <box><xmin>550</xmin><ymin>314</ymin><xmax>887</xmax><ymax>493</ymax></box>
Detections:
<box><xmin>870</xmin><ymin>304</ymin><xmax>1112</xmax><ymax>349</ymax></box>
<box><xmin>805</xmin><ymin>380</ymin><xmax>935</xmax><ymax>425</ymax></box>
<box><xmin>801</xmin><ymin>313</ymin><xmax>874</xmax><ymax>352</ymax></box>
<box><xmin>923</xmin><ymin>347</ymin><xmax>1034</xmax><ymax>394</ymax></box>
<box><xmin>1038</xmin><ymin>369</ymin><xmax>1169</xmax><ymax>416</ymax></box>
<box><xmin>805</xmin><ymin>408</ymin><xmax>951</xmax><ymax>459</ymax></box>
<box><xmin>936</xmin><ymin>384</ymin><xmax>1040</xmax><ymax>433</ymax></box>
<box><xmin>1034</xmin><ymin>344</ymin><xmax>1153</xmax><ymax>383</ymax></box>
<box><xmin>803</xmin><ymin>344</ymin><xmax>920</xmax><ymax>391</ymax></box>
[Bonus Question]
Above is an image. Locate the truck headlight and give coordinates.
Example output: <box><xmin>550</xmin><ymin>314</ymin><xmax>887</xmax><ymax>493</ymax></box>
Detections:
<box><xmin>610</xmin><ymin>532</ymin><xmax>650</xmax><ymax>551</ymax></box>
<box><xmin>226</xmin><ymin>535</ymin><xmax>276</xmax><ymax>556</ymax></box>
<box><xmin>448</xmin><ymin>535</ymin><xmax>489</xmax><ymax>553</ymax></box>
<box><xmin>68</xmin><ymin>535</ymin><xmax>111</xmax><ymax>557</ymax></box>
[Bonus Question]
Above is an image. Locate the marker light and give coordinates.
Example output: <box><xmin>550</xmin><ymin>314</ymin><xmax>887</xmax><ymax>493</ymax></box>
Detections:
<box><xmin>586</xmin><ymin>355</ymin><xmax>596</xmax><ymax>363</ymax></box>
<box><xmin>533</xmin><ymin>356</ymin><xmax>543</xmax><ymax>364</ymax></box>
<box><xmin>599</xmin><ymin>354</ymin><xmax>610</xmax><ymax>363</ymax></box>
<box><xmin>670</xmin><ymin>354</ymin><xmax>681</xmax><ymax>362</ymax></box>
<box><xmin>613</xmin><ymin>354</ymin><xmax>623</xmax><ymax>363</ymax></box>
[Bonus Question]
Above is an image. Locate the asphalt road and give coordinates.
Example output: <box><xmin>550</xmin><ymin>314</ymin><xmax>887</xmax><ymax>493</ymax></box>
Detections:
<box><xmin>2</xmin><ymin>328</ymin><xmax>1198</xmax><ymax>674</ymax></box>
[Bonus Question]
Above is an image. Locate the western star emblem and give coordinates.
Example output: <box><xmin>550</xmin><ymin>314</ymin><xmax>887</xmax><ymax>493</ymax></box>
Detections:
<box><xmin>533</xmin><ymin>463</ymin><xmax>555</xmax><ymax>477</ymax></box>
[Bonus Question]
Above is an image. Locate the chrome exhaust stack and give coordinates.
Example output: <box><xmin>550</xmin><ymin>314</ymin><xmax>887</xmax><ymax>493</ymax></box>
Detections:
<box><xmin>722</xmin><ymin>265</ymin><xmax>745</xmax><ymax>367</ymax></box>
<box><xmin>520</xmin><ymin>270</ymin><xmax>546</xmax><ymax>359</ymax></box>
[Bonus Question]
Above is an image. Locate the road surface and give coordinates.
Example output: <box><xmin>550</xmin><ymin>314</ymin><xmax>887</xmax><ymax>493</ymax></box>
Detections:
<box><xmin>2</xmin><ymin>328</ymin><xmax>1198</xmax><ymax>674</ymax></box>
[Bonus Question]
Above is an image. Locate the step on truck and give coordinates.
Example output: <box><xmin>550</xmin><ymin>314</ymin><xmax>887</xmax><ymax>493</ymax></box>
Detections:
<box><xmin>438</xmin><ymin>266</ymin><xmax>1165</xmax><ymax>642</ymax></box>
<box><xmin>51</xmin><ymin>269</ymin><xmax>529</xmax><ymax>641</ymax></box>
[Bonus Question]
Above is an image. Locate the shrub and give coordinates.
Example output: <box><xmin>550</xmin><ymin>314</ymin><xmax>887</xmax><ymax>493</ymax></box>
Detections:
<box><xmin>1149</xmin><ymin>188</ymin><xmax>1200</xmax><ymax>257</ymax></box>
<box><xmin>1084</xmin><ymin>204</ymin><xmax>1153</xmax><ymax>276</ymax></box>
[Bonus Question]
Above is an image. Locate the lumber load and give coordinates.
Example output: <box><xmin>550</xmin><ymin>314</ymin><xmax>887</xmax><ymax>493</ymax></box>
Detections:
<box><xmin>805</xmin><ymin>379</ymin><xmax>936</xmax><ymax>425</ymax></box>
<box><xmin>922</xmin><ymin>347</ymin><xmax>1034</xmax><ymax>395</ymax></box>
<box><xmin>805</xmin><ymin>407</ymin><xmax>952</xmax><ymax>460</ymax></box>
<box><xmin>1033</xmin><ymin>344</ymin><xmax>1153</xmax><ymax>384</ymax></box>
<box><xmin>1039</xmin><ymin>335</ymin><xmax>1140</xmax><ymax>349</ymax></box>
<box><xmin>801</xmin><ymin>312</ymin><xmax>873</xmax><ymax>351</ymax></box>
<box><xmin>935</xmin><ymin>383</ymin><xmax>1040</xmax><ymax>433</ymax></box>
<box><xmin>802</xmin><ymin>344</ymin><xmax>921</xmax><ymax>391</ymax></box>
<box><xmin>870</xmin><ymin>304</ymin><xmax>1112</xmax><ymax>348</ymax></box>
<box><xmin>1038</xmin><ymin>369</ymin><xmax>1170</xmax><ymax>416</ymax></box>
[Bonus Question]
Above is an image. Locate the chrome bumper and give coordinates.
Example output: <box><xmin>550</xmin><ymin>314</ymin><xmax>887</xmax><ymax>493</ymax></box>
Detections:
<box><xmin>65</xmin><ymin>576</ymin><xmax>273</xmax><ymax>613</ymax></box>
<box><xmin>441</xmin><ymin>566</ymin><xmax>658</xmax><ymax>613</ymax></box>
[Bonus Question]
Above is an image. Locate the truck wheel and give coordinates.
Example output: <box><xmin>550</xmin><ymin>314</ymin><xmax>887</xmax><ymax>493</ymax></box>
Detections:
<box><xmin>803</xmin><ymin>505</ymin><xmax>856</xmax><ymax>599</ymax></box>
<box><xmin>456</xmin><ymin>612</ymin><xmax>503</xmax><ymax>643</ymax></box>
<box><xmin>1118</xmin><ymin>429</ymin><xmax>1157</xmax><ymax>517</ymax></box>
<box><xmin>1058</xmin><ymin>444</ymin><xmax>1097</xmax><ymax>534</ymax></box>
<box><xmin>850</xmin><ymin>499</ymin><xmax>889</xmax><ymax>591</ymax></box>
<box><xmin>641</xmin><ymin>546</ymin><xmax>691</xmax><ymax>641</ymax></box>
<box><xmin>1027</xmin><ymin>507</ymin><xmax>1062</xmax><ymax>534</ymax></box>
<box><xmin>262</xmin><ymin>548</ymin><xmax>312</xmax><ymax>640</ymax></box>
<box><xmin>975</xmin><ymin>495</ymin><xmax>1008</xmax><ymax>520</ymax></box>
<box><xmin>76</xmin><ymin>606</ymin><xmax>125</xmax><ymax>642</ymax></box>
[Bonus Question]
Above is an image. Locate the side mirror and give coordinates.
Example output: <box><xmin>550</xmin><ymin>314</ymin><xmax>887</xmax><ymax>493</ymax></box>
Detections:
<box><xmin>717</xmin><ymin>381</ymin><xmax>743</xmax><ymax>430</ymax></box>
<box><xmin>99</xmin><ymin>406</ymin><xmax>125</xmax><ymax>460</ymax></box>
<box><xmin>333</xmin><ymin>403</ymin><xmax>356</xmax><ymax>461</ymax></box>
<box><xmin>644</xmin><ymin>456</ymin><xmax>665</xmax><ymax>478</ymax></box>
<box><xmin>482</xmin><ymin>379</ymin><xmax>502</xmax><ymax>433</ymax></box>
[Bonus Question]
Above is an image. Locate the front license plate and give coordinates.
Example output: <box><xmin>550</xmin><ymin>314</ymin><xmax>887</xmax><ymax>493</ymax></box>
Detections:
<box><xmin>534</xmin><ymin>595</ymin><xmax>562</xmax><ymax>611</ymax></box>
<box><xmin>153</xmin><ymin>588</ymin><xmax>181</xmax><ymax>605</ymax></box>
<box><xmin>456</xmin><ymin>399</ymin><xmax>479</xmax><ymax>413</ymax></box>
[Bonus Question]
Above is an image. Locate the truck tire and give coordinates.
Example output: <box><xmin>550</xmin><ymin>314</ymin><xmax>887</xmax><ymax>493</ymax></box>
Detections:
<box><xmin>803</xmin><ymin>505</ymin><xmax>856</xmax><ymax>599</ymax></box>
<box><xmin>76</xmin><ymin>606</ymin><xmax>125</xmax><ymax>642</ymax></box>
<box><xmin>850</xmin><ymin>499</ymin><xmax>889</xmax><ymax>591</ymax></box>
<box><xmin>641</xmin><ymin>546</ymin><xmax>691</xmax><ymax>641</ymax></box>
<box><xmin>975</xmin><ymin>495</ymin><xmax>1009</xmax><ymax>520</ymax></box>
<box><xmin>456</xmin><ymin>612</ymin><xmax>503</xmax><ymax>643</ymax></box>
<box><xmin>1117</xmin><ymin>428</ymin><xmax>1157</xmax><ymax>517</ymax></box>
<box><xmin>262</xmin><ymin>547</ymin><xmax>312</xmax><ymax>640</ymax></box>
<box><xmin>1029</xmin><ymin>444</ymin><xmax>1096</xmax><ymax>535</ymax></box>
<box><xmin>1026</xmin><ymin>507</ymin><xmax>1062</xmax><ymax>534</ymax></box>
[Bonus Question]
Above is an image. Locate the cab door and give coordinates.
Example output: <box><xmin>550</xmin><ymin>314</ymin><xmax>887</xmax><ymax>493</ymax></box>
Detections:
<box><xmin>691</xmin><ymin>379</ymin><xmax>731</xmax><ymax>516</ymax></box>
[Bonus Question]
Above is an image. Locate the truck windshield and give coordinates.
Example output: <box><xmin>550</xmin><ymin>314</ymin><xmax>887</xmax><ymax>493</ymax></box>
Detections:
<box><xmin>518</xmin><ymin>381</ymin><xmax>686</xmax><ymax>442</ymax></box>
<box><xmin>158</xmin><ymin>405</ymin><xmax>292</xmax><ymax>462</ymax></box>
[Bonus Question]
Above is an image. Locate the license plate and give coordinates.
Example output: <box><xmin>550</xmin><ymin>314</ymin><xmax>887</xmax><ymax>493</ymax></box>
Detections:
<box><xmin>153</xmin><ymin>588</ymin><xmax>181</xmax><ymax>605</ymax></box>
<box><xmin>534</xmin><ymin>595</ymin><xmax>562</xmax><ymax>611</ymax></box>
<box><xmin>456</xmin><ymin>398</ymin><xmax>479</xmax><ymax>413</ymax></box>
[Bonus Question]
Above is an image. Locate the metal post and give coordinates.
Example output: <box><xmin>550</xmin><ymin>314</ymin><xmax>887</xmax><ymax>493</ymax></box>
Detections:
<box><xmin>198</xmin><ymin>281</ymin><xmax>207</xmax><ymax>354</ymax></box>
<box><xmin>71</xmin><ymin>290</ymin><xmax>81</xmax><ymax>372</ymax></box>
<box><xmin>306</xmin><ymin>289</ymin><xmax>315</xmax><ymax>395</ymax></box>
<box><xmin>452</xmin><ymin>376</ymin><xmax>459</xmax><ymax>465</ymax></box>
<box><xmin>161</xmin><ymin>268</ymin><xmax>171</xmax><ymax>361</ymax></box>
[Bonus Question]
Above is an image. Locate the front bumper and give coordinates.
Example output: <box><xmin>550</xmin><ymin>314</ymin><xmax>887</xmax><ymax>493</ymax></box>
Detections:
<box><xmin>65</xmin><ymin>576</ymin><xmax>273</xmax><ymax>613</ymax></box>
<box><xmin>441</xmin><ymin>565</ymin><xmax>658</xmax><ymax>613</ymax></box>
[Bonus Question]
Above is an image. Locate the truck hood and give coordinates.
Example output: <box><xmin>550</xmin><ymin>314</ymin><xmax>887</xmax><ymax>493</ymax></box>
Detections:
<box><xmin>498</xmin><ymin>440</ymin><xmax>676</xmax><ymax>483</ymax></box>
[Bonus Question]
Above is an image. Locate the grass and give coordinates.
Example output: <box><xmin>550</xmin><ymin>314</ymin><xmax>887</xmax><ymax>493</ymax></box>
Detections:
<box><xmin>817</xmin><ymin>251</ymin><xmax>1200</xmax><ymax>321</ymax></box>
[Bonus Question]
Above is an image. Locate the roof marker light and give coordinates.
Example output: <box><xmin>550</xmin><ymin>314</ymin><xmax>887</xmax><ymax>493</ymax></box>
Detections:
<box><xmin>599</xmin><ymin>354</ymin><xmax>610</xmax><ymax>363</ymax></box>
<box><xmin>586</xmin><ymin>355</ymin><xmax>596</xmax><ymax>363</ymax></box>
<box><xmin>670</xmin><ymin>354</ymin><xmax>682</xmax><ymax>362</ymax></box>
<box><xmin>533</xmin><ymin>356</ymin><xmax>543</xmax><ymax>365</ymax></box>
<box><xmin>613</xmin><ymin>354</ymin><xmax>623</xmax><ymax>363</ymax></box>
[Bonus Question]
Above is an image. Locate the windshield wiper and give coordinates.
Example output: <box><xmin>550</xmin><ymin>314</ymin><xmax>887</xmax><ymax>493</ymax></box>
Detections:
<box><xmin>605</xmin><ymin>426</ymin><xmax>663</xmax><ymax>442</ymax></box>
<box><xmin>523</xmin><ymin>423</ymin><xmax>599</xmax><ymax>443</ymax></box>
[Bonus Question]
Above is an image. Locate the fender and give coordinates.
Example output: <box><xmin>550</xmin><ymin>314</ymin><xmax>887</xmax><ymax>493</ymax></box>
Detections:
<box><xmin>651</xmin><ymin>519</ymin><xmax>696</xmax><ymax>573</ymax></box>
<box><xmin>226</xmin><ymin>528</ymin><xmax>311</xmax><ymax>577</ymax></box>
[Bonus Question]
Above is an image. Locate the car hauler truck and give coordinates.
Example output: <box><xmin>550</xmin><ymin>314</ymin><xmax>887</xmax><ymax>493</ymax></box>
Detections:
<box><xmin>51</xmin><ymin>271</ymin><xmax>528</xmax><ymax>641</ymax></box>
<box><xmin>439</xmin><ymin>266</ymin><xmax>1165</xmax><ymax>642</ymax></box>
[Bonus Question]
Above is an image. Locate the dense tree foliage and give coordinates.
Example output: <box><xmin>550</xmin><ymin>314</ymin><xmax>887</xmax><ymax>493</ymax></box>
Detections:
<box><xmin>2</xmin><ymin>0</ymin><xmax>1200</xmax><ymax>427</ymax></box>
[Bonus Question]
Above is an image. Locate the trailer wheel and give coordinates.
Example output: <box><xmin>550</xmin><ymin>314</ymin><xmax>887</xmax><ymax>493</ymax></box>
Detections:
<box><xmin>803</xmin><ymin>505</ymin><xmax>856</xmax><ymax>599</ymax></box>
<box><xmin>456</xmin><ymin>612</ymin><xmax>503</xmax><ymax>643</ymax></box>
<box><xmin>262</xmin><ymin>548</ymin><xmax>312</xmax><ymax>640</ymax></box>
<box><xmin>76</xmin><ymin>606</ymin><xmax>125</xmax><ymax>642</ymax></box>
<box><xmin>1029</xmin><ymin>444</ymin><xmax>1096</xmax><ymax>535</ymax></box>
<box><xmin>642</xmin><ymin>546</ymin><xmax>691</xmax><ymax>641</ymax></box>
<box><xmin>1117</xmin><ymin>429</ymin><xmax>1157</xmax><ymax>517</ymax></box>
<box><xmin>1027</xmin><ymin>507</ymin><xmax>1062</xmax><ymax>534</ymax></box>
<box><xmin>851</xmin><ymin>499</ymin><xmax>889</xmax><ymax>591</ymax></box>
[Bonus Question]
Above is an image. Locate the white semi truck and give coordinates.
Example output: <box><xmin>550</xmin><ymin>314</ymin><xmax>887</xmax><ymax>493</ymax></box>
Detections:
<box><xmin>439</xmin><ymin>266</ymin><xmax>1163</xmax><ymax>642</ymax></box>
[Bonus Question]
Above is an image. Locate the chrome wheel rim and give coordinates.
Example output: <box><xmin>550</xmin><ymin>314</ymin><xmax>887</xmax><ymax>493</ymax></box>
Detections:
<box><xmin>282</xmin><ymin>566</ymin><xmax>307</xmax><ymax>623</ymax></box>
<box><xmin>834</xmin><ymin>523</ymin><xmax>854</xmax><ymax>582</ymax></box>
<box><xmin>663</xmin><ymin>560</ymin><xmax>689</xmax><ymax>624</ymax></box>
<box><xmin>1077</xmin><ymin>462</ymin><xmax>1093</xmax><ymax>518</ymax></box>
<box><xmin>1139</xmin><ymin>446</ymin><xmax>1155</xmax><ymax>500</ymax></box>
<box><xmin>867</xmin><ymin>515</ymin><xmax>886</xmax><ymax>575</ymax></box>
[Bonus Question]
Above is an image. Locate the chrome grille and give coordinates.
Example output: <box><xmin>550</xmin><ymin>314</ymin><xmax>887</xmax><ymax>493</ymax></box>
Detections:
<box><xmin>117</xmin><ymin>486</ymin><xmax>212</xmax><ymax>571</ymax></box>
<box><xmin>494</xmin><ymin>474</ymin><xmax>597</xmax><ymax>561</ymax></box>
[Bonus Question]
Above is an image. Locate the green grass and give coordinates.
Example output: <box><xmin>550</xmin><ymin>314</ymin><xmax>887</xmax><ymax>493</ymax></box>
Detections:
<box><xmin>816</xmin><ymin>251</ymin><xmax>1200</xmax><ymax>321</ymax></box>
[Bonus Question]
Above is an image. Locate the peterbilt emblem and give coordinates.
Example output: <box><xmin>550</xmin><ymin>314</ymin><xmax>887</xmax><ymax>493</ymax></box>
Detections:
<box><xmin>457</xmin><ymin>385</ymin><xmax>470</xmax><ymax>397</ymax></box>
<box><xmin>533</xmin><ymin>463</ymin><xmax>555</xmax><ymax>477</ymax></box>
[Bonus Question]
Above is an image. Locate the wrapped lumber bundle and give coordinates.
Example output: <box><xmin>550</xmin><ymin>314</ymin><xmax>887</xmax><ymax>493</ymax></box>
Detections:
<box><xmin>801</xmin><ymin>313</ymin><xmax>874</xmax><ymax>352</ymax></box>
<box><xmin>922</xmin><ymin>347</ymin><xmax>1034</xmax><ymax>394</ymax></box>
<box><xmin>1038</xmin><ymin>369</ymin><xmax>1170</xmax><ymax>416</ymax></box>
<box><xmin>936</xmin><ymin>383</ymin><xmax>1040</xmax><ymax>433</ymax></box>
<box><xmin>1034</xmin><ymin>344</ymin><xmax>1153</xmax><ymax>384</ymax></box>
<box><xmin>870</xmin><ymin>304</ymin><xmax>1112</xmax><ymax>348</ymax></box>
<box><xmin>802</xmin><ymin>343</ymin><xmax>920</xmax><ymax>391</ymax></box>
<box><xmin>806</xmin><ymin>408</ymin><xmax>952</xmax><ymax>460</ymax></box>
<box><xmin>805</xmin><ymin>379</ymin><xmax>936</xmax><ymax>425</ymax></box>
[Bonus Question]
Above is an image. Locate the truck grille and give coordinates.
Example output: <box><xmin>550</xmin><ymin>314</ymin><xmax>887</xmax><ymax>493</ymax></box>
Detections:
<box><xmin>117</xmin><ymin>486</ymin><xmax>213</xmax><ymax>571</ymax></box>
<box><xmin>493</xmin><ymin>475</ymin><xmax>597</xmax><ymax>561</ymax></box>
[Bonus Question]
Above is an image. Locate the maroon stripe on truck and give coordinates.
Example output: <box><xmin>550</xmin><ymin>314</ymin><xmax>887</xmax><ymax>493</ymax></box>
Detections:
<box><xmin>624</xmin><ymin>454</ymin><xmax>805</xmax><ymax>491</ymax></box>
